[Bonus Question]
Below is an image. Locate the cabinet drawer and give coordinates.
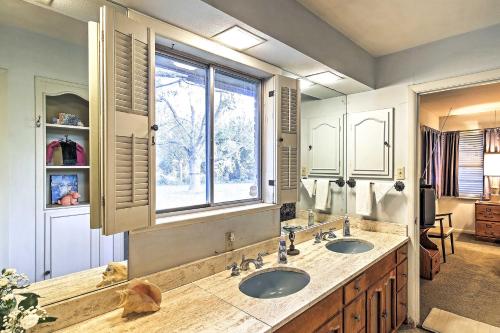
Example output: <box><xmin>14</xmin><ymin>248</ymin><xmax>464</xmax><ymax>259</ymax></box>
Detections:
<box><xmin>276</xmin><ymin>288</ymin><xmax>342</xmax><ymax>333</ymax></box>
<box><xmin>344</xmin><ymin>294</ymin><xmax>366</xmax><ymax>333</ymax></box>
<box><xmin>344</xmin><ymin>273</ymin><xmax>367</xmax><ymax>305</ymax></box>
<box><xmin>396</xmin><ymin>244</ymin><xmax>408</xmax><ymax>264</ymax></box>
<box><xmin>396</xmin><ymin>284</ymin><xmax>408</xmax><ymax>328</ymax></box>
<box><xmin>315</xmin><ymin>313</ymin><xmax>342</xmax><ymax>333</ymax></box>
<box><xmin>431</xmin><ymin>252</ymin><xmax>440</xmax><ymax>275</ymax></box>
<box><xmin>475</xmin><ymin>204</ymin><xmax>500</xmax><ymax>222</ymax></box>
<box><xmin>476</xmin><ymin>220</ymin><xmax>499</xmax><ymax>238</ymax></box>
<box><xmin>396</xmin><ymin>259</ymin><xmax>408</xmax><ymax>291</ymax></box>
<box><xmin>366</xmin><ymin>251</ymin><xmax>397</xmax><ymax>287</ymax></box>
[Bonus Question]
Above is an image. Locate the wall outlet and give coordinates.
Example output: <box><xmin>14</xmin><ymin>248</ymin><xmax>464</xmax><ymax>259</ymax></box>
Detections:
<box><xmin>301</xmin><ymin>166</ymin><xmax>308</xmax><ymax>177</ymax></box>
<box><xmin>225</xmin><ymin>231</ymin><xmax>235</xmax><ymax>251</ymax></box>
<box><xmin>396</xmin><ymin>167</ymin><xmax>405</xmax><ymax>180</ymax></box>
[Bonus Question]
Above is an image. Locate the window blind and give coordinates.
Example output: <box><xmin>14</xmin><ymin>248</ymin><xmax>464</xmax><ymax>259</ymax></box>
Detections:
<box><xmin>458</xmin><ymin>130</ymin><xmax>484</xmax><ymax>198</ymax></box>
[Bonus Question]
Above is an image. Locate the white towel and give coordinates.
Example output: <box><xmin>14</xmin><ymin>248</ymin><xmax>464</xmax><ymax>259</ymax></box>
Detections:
<box><xmin>373</xmin><ymin>182</ymin><xmax>393</xmax><ymax>203</ymax></box>
<box><xmin>301</xmin><ymin>178</ymin><xmax>316</xmax><ymax>198</ymax></box>
<box><xmin>356</xmin><ymin>181</ymin><xmax>373</xmax><ymax>216</ymax></box>
<box><xmin>314</xmin><ymin>179</ymin><xmax>331</xmax><ymax>211</ymax></box>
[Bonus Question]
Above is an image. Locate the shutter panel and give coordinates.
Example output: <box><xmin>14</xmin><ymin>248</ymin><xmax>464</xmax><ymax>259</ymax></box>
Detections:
<box><xmin>276</xmin><ymin>76</ymin><xmax>300</xmax><ymax>204</ymax></box>
<box><xmin>100</xmin><ymin>6</ymin><xmax>155</xmax><ymax>235</ymax></box>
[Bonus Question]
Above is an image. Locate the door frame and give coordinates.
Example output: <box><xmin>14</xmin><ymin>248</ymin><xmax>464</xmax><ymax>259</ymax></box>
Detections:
<box><xmin>407</xmin><ymin>68</ymin><xmax>500</xmax><ymax>325</ymax></box>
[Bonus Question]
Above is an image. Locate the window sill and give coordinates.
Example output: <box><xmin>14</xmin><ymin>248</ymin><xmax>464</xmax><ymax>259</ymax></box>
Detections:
<box><xmin>149</xmin><ymin>203</ymin><xmax>280</xmax><ymax>232</ymax></box>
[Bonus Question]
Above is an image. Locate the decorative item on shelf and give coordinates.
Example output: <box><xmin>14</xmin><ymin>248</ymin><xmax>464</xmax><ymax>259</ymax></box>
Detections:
<box><xmin>50</xmin><ymin>174</ymin><xmax>78</xmax><ymax>205</ymax></box>
<box><xmin>287</xmin><ymin>229</ymin><xmax>300</xmax><ymax>256</ymax></box>
<box><xmin>96</xmin><ymin>262</ymin><xmax>128</xmax><ymax>288</ymax></box>
<box><xmin>57</xmin><ymin>191</ymin><xmax>80</xmax><ymax>206</ymax></box>
<box><xmin>117</xmin><ymin>279</ymin><xmax>162</xmax><ymax>317</ymax></box>
<box><xmin>46</xmin><ymin>137</ymin><xmax>86</xmax><ymax>166</ymax></box>
<box><xmin>0</xmin><ymin>268</ymin><xmax>57</xmax><ymax>332</ymax></box>
<box><xmin>57</xmin><ymin>112</ymin><xmax>83</xmax><ymax>127</ymax></box>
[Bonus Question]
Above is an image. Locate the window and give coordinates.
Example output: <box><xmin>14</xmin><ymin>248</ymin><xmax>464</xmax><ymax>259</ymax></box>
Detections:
<box><xmin>458</xmin><ymin>130</ymin><xmax>484</xmax><ymax>198</ymax></box>
<box><xmin>155</xmin><ymin>52</ymin><xmax>260</xmax><ymax>213</ymax></box>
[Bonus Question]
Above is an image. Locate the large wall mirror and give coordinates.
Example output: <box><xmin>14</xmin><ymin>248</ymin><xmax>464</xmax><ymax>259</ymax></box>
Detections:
<box><xmin>0</xmin><ymin>0</ymin><xmax>128</xmax><ymax>306</ymax></box>
<box><xmin>281</xmin><ymin>83</ymin><xmax>347</xmax><ymax>232</ymax></box>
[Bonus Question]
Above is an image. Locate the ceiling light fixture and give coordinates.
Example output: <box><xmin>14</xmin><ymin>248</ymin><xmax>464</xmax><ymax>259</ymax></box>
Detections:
<box><xmin>299</xmin><ymin>78</ymin><xmax>315</xmax><ymax>89</ymax></box>
<box><xmin>212</xmin><ymin>26</ymin><xmax>266</xmax><ymax>51</ymax></box>
<box><xmin>306</xmin><ymin>71</ymin><xmax>343</xmax><ymax>86</ymax></box>
<box><xmin>173</xmin><ymin>61</ymin><xmax>197</xmax><ymax>71</ymax></box>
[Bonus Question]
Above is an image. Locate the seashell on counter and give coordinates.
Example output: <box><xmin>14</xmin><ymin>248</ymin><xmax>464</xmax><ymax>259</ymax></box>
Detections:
<box><xmin>117</xmin><ymin>279</ymin><xmax>162</xmax><ymax>317</ymax></box>
<box><xmin>96</xmin><ymin>262</ymin><xmax>128</xmax><ymax>288</ymax></box>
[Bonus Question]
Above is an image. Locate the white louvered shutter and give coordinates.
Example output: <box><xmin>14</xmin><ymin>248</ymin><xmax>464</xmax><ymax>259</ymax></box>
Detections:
<box><xmin>277</xmin><ymin>76</ymin><xmax>300</xmax><ymax>203</ymax></box>
<box><xmin>99</xmin><ymin>6</ymin><xmax>155</xmax><ymax>235</ymax></box>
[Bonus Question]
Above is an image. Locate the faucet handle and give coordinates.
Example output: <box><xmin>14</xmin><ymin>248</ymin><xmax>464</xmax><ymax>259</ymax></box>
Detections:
<box><xmin>226</xmin><ymin>262</ymin><xmax>240</xmax><ymax>276</ymax></box>
<box><xmin>314</xmin><ymin>231</ymin><xmax>322</xmax><ymax>243</ymax></box>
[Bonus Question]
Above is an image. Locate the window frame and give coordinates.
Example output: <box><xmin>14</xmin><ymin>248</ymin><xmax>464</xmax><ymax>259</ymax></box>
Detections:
<box><xmin>457</xmin><ymin>129</ymin><xmax>484</xmax><ymax>199</ymax></box>
<box><xmin>154</xmin><ymin>49</ymin><xmax>263</xmax><ymax>216</ymax></box>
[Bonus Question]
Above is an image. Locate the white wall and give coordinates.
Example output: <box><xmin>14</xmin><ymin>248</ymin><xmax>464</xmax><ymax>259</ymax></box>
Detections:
<box><xmin>128</xmin><ymin>208</ymin><xmax>280</xmax><ymax>277</ymax></box>
<box><xmin>299</xmin><ymin>96</ymin><xmax>347</xmax><ymax>215</ymax></box>
<box><xmin>376</xmin><ymin>24</ymin><xmax>500</xmax><ymax>88</ymax></box>
<box><xmin>346</xmin><ymin>85</ymin><xmax>410</xmax><ymax>224</ymax></box>
<box><xmin>0</xmin><ymin>68</ymin><xmax>8</xmax><ymax>268</ymax></box>
<box><xmin>0</xmin><ymin>24</ymin><xmax>87</xmax><ymax>278</ymax></box>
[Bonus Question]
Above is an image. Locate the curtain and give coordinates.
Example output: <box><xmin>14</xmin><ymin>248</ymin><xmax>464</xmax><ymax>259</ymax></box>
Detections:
<box><xmin>484</xmin><ymin>127</ymin><xmax>500</xmax><ymax>199</ymax></box>
<box><xmin>421</xmin><ymin>126</ymin><xmax>442</xmax><ymax>197</ymax></box>
<box><xmin>441</xmin><ymin>132</ymin><xmax>460</xmax><ymax>197</ymax></box>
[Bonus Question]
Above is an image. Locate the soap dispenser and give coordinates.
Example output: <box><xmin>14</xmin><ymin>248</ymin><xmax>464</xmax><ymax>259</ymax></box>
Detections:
<box><xmin>278</xmin><ymin>233</ymin><xmax>288</xmax><ymax>264</ymax></box>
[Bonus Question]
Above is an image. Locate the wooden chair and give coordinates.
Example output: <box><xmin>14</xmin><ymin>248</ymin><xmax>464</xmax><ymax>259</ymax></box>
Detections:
<box><xmin>427</xmin><ymin>213</ymin><xmax>455</xmax><ymax>263</ymax></box>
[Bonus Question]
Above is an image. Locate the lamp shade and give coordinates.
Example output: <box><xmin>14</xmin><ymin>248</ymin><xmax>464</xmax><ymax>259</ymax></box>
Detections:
<box><xmin>484</xmin><ymin>153</ymin><xmax>500</xmax><ymax>176</ymax></box>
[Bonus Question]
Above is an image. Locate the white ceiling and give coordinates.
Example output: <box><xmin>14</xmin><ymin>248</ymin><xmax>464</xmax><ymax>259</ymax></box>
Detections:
<box><xmin>113</xmin><ymin>0</ymin><xmax>370</xmax><ymax>95</ymax></box>
<box><xmin>297</xmin><ymin>0</ymin><xmax>500</xmax><ymax>56</ymax></box>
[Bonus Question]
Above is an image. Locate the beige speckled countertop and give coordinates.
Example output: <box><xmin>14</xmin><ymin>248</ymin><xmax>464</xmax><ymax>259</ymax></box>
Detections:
<box><xmin>59</xmin><ymin>227</ymin><xmax>407</xmax><ymax>332</ymax></box>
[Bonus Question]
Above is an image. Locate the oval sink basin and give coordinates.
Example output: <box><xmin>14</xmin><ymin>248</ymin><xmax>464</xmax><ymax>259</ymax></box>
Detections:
<box><xmin>239</xmin><ymin>268</ymin><xmax>310</xmax><ymax>299</ymax></box>
<box><xmin>325</xmin><ymin>239</ymin><xmax>374</xmax><ymax>254</ymax></box>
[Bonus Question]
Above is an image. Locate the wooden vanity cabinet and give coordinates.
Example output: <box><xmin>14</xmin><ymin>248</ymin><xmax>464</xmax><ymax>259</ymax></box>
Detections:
<box><xmin>276</xmin><ymin>243</ymin><xmax>408</xmax><ymax>333</ymax></box>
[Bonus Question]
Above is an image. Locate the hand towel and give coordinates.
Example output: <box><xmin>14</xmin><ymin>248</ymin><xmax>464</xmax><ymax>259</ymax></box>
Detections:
<box><xmin>356</xmin><ymin>181</ymin><xmax>373</xmax><ymax>216</ymax></box>
<box><xmin>314</xmin><ymin>179</ymin><xmax>331</xmax><ymax>211</ymax></box>
<box><xmin>374</xmin><ymin>182</ymin><xmax>394</xmax><ymax>203</ymax></box>
<box><xmin>301</xmin><ymin>178</ymin><xmax>316</xmax><ymax>198</ymax></box>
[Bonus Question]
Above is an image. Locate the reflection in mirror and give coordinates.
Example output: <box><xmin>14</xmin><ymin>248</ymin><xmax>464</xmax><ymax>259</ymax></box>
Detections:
<box><xmin>281</xmin><ymin>83</ymin><xmax>347</xmax><ymax>233</ymax></box>
<box><xmin>0</xmin><ymin>0</ymin><xmax>128</xmax><ymax>307</ymax></box>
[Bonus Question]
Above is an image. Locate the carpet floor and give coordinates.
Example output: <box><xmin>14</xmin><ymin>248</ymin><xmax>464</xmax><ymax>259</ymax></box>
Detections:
<box><xmin>420</xmin><ymin>233</ymin><xmax>500</xmax><ymax>327</ymax></box>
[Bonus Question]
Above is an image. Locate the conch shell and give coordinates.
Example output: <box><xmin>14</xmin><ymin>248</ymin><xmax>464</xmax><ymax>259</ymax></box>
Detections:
<box><xmin>117</xmin><ymin>279</ymin><xmax>162</xmax><ymax>317</ymax></box>
<box><xmin>96</xmin><ymin>262</ymin><xmax>128</xmax><ymax>288</ymax></box>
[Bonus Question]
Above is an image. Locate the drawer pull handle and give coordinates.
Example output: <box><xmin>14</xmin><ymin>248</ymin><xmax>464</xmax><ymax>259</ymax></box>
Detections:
<box><xmin>401</xmin><ymin>273</ymin><xmax>407</xmax><ymax>277</ymax></box>
<box><xmin>354</xmin><ymin>314</ymin><xmax>361</xmax><ymax>321</ymax></box>
<box><xmin>381</xmin><ymin>311</ymin><xmax>387</xmax><ymax>319</ymax></box>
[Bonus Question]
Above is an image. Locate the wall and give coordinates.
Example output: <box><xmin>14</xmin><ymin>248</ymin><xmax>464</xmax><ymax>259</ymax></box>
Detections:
<box><xmin>0</xmin><ymin>68</ymin><xmax>8</xmax><ymax>268</ymax></box>
<box><xmin>377</xmin><ymin>24</ymin><xmax>500</xmax><ymax>88</ymax></box>
<box><xmin>0</xmin><ymin>24</ymin><xmax>87</xmax><ymax>278</ymax></box>
<box><xmin>299</xmin><ymin>96</ymin><xmax>347</xmax><ymax>216</ymax></box>
<box><xmin>128</xmin><ymin>208</ymin><xmax>280</xmax><ymax>277</ymax></box>
<box><xmin>346</xmin><ymin>85</ymin><xmax>410</xmax><ymax>224</ymax></box>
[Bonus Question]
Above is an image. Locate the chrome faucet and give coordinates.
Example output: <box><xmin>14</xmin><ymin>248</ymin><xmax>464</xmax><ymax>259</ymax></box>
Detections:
<box><xmin>343</xmin><ymin>215</ymin><xmax>351</xmax><ymax>237</ymax></box>
<box><xmin>240</xmin><ymin>253</ymin><xmax>265</xmax><ymax>271</ymax></box>
<box><xmin>315</xmin><ymin>229</ymin><xmax>336</xmax><ymax>243</ymax></box>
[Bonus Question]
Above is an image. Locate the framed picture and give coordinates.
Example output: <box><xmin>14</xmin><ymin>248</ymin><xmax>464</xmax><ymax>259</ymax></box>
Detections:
<box><xmin>50</xmin><ymin>174</ymin><xmax>78</xmax><ymax>204</ymax></box>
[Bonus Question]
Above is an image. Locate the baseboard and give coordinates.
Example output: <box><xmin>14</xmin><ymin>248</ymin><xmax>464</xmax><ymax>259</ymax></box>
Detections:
<box><xmin>453</xmin><ymin>228</ymin><xmax>475</xmax><ymax>235</ymax></box>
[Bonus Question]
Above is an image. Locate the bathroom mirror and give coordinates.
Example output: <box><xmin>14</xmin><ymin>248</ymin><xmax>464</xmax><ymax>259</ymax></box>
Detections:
<box><xmin>0</xmin><ymin>0</ymin><xmax>128</xmax><ymax>306</ymax></box>
<box><xmin>281</xmin><ymin>83</ymin><xmax>347</xmax><ymax>233</ymax></box>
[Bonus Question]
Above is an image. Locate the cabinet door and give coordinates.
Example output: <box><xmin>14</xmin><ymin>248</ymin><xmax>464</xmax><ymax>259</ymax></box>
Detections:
<box><xmin>367</xmin><ymin>278</ymin><xmax>384</xmax><ymax>333</ymax></box>
<box><xmin>382</xmin><ymin>270</ymin><xmax>397</xmax><ymax>333</ymax></box>
<box><xmin>316</xmin><ymin>313</ymin><xmax>342</xmax><ymax>333</ymax></box>
<box><xmin>43</xmin><ymin>209</ymin><xmax>97</xmax><ymax>279</ymax></box>
<box><xmin>396</xmin><ymin>284</ymin><xmax>408</xmax><ymax>328</ymax></box>
<box><xmin>348</xmin><ymin>108</ymin><xmax>394</xmax><ymax>179</ymax></box>
<box><xmin>309</xmin><ymin>116</ymin><xmax>342</xmax><ymax>176</ymax></box>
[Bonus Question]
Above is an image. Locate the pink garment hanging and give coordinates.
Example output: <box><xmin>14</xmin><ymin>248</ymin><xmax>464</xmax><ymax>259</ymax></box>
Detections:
<box><xmin>76</xmin><ymin>143</ymin><xmax>86</xmax><ymax>166</ymax></box>
<box><xmin>46</xmin><ymin>140</ymin><xmax>61</xmax><ymax>164</ymax></box>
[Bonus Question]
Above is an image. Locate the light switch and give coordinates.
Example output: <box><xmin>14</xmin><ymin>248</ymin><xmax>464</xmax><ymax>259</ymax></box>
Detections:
<box><xmin>225</xmin><ymin>232</ymin><xmax>235</xmax><ymax>251</ymax></box>
<box><xmin>301</xmin><ymin>166</ymin><xmax>308</xmax><ymax>177</ymax></box>
<box><xmin>396</xmin><ymin>167</ymin><xmax>405</xmax><ymax>180</ymax></box>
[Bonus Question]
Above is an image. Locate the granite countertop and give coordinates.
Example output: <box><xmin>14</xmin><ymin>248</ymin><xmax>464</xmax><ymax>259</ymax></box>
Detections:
<box><xmin>59</xmin><ymin>228</ymin><xmax>407</xmax><ymax>333</ymax></box>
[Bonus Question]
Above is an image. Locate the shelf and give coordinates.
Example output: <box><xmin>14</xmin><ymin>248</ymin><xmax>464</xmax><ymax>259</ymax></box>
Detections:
<box><xmin>45</xmin><ymin>123</ymin><xmax>89</xmax><ymax>131</ymax></box>
<box><xmin>46</xmin><ymin>166</ymin><xmax>90</xmax><ymax>170</ymax></box>
<box><xmin>46</xmin><ymin>202</ymin><xmax>90</xmax><ymax>210</ymax></box>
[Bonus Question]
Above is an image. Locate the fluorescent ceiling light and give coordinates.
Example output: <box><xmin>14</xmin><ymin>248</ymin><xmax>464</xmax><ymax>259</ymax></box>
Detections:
<box><xmin>299</xmin><ymin>78</ymin><xmax>315</xmax><ymax>89</ymax></box>
<box><xmin>173</xmin><ymin>61</ymin><xmax>196</xmax><ymax>71</ymax></box>
<box><xmin>212</xmin><ymin>26</ymin><xmax>266</xmax><ymax>50</ymax></box>
<box><xmin>306</xmin><ymin>71</ymin><xmax>343</xmax><ymax>86</ymax></box>
<box><xmin>484</xmin><ymin>153</ymin><xmax>500</xmax><ymax>176</ymax></box>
